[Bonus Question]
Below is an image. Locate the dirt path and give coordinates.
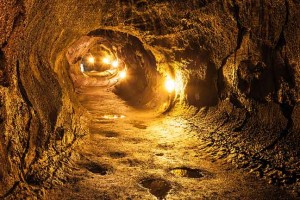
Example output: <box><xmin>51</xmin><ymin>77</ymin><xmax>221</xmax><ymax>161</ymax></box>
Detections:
<box><xmin>47</xmin><ymin>86</ymin><xmax>291</xmax><ymax>200</ymax></box>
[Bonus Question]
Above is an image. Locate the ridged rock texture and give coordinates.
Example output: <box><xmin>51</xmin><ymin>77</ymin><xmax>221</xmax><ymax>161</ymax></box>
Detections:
<box><xmin>0</xmin><ymin>0</ymin><xmax>300</xmax><ymax>198</ymax></box>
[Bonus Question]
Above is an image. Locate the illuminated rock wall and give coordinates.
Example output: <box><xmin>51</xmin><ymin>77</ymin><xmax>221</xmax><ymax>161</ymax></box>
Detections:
<box><xmin>0</xmin><ymin>0</ymin><xmax>299</xmax><ymax>197</ymax></box>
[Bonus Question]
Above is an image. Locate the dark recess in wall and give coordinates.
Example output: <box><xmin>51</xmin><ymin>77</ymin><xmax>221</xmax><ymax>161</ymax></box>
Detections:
<box><xmin>0</xmin><ymin>51</ymin><xmax>9</xmax><ymax>87</ymax></box>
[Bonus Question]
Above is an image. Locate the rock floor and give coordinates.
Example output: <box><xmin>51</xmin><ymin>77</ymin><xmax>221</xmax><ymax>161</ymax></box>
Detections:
<box><xmin>46</xmin><ymin>86</ymin><xmax>293</xmax><ymax>199</ymax></box>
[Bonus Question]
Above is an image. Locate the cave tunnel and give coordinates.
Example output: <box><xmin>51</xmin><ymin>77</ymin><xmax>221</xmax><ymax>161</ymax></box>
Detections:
<box><xmin>1</xmin><ymin>0</ymin><xmax>300</xmax><ymax>199</ymax></box>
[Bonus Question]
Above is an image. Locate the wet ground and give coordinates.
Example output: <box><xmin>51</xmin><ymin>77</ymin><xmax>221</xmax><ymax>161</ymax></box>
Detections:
<box><xmin>47</xmin><ymin>86</ymin><xmax>293</xmax><ymax>199</ymax></box>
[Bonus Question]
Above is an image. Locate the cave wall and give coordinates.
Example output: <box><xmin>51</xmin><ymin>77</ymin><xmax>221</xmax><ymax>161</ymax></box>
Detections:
<box><xmin>0</xmin><ymin>0</ymin><xmax>88</xmax><ymax>198</ymax></box>
<box><xmin>0</xmin><ymin>0</ymin><xmax>300</xmax><ymax>198</ymax></box>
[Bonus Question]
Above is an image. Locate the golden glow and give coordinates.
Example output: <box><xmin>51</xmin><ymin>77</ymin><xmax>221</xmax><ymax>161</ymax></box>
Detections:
<box><xmin>112</xmin><ymin>60</ymin><xmax>119</xmax><ymax>68</ymax></box>
<box><xmin>165</xmin><ymin>76</ymin><xmax>175</xmax><ymax>93</ymax></box>
<box><xmin>102</xmin><ymin>57</ymin><xmax>111</xmax><ymax>64</ymax></box>
<box><xmin>102</xmin><ymin>115</ymin><xmax>125</xmax><ymax>119</ymax></box>
<box><xmin>88</xmin><ymin>56</ymin><xmax>95</xmax><ymax>64</ymax></box>
<box><xmin>119</xmin><ymin>70</ymin><xmax>126</xmax><ymax>79</ymax></box>
<box><xmin>80</xmin><ymin>63</ymin><xmax>84</xmax><ymax>72</ymax></box>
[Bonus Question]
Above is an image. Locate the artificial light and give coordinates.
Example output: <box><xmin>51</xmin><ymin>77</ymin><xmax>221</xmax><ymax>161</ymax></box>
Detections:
<box><xmin>102</xmin><ymin>57</ymin><xmax>111</xmax><ymax>64</ymax></box>
<box><xmin>88</xmin><ymin>56</ymin><xmax>95</xmax><ymax>64</ymax></box>
<box><xmin>165</xmin><ymin>76</ymin><xmax>175</xmax><ymax>93</ymax></box>
<box><xmin>119</xmin><ymin>71</ymin><xmax>126</xmax><ymax>79</ymax></box>
<box><xmin>112</xmin><ymin>60</ymin><xmax>119</xmax><ymax>68</ymax></box>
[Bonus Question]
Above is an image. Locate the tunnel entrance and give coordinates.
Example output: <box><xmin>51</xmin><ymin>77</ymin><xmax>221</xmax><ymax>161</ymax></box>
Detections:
<box><xmin>66</xmin><ymin>29</ymin><xmax>176</xmax><ymax>112</ymax></box>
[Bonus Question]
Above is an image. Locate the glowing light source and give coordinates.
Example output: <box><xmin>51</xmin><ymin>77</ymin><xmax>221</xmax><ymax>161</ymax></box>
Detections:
<box><xmin>88</xmin><ymin>56</ymin><xmax>95</xmax><ymax>64</ymax></box>
<box><xmin>112</xmin><ymin>60</ymin><xmax>119</xmax><ymax>68</ymax></box>
<box><xmin>80</xmin><ymin>63</ymin><xmax>84</xmax><ymax>72</ymax></box>
<box><xmin>165</xmin><ymin>76</ymin><xmax>175</xmax><ymax>93</ymax></box>
<box><xmin>102</xmin><ymin>57</ymin><xmax>111</xmax><ymax>64</ymax></box>
<box><xmin>119</xmin><ymin>70</ymin><xmax>126</xmax><ymax>79</ymax></box>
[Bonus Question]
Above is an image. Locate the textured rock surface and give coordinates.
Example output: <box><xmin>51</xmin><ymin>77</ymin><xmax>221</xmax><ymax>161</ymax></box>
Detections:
<box><xmin>0</xmin><ymin>0</ymin><xmax>88</xmax><ymax>198</ymax></box>
<box><xmin>0</xmin><ymin>0</ymin><xmax>300</xmax><ymax>198</ymax></box>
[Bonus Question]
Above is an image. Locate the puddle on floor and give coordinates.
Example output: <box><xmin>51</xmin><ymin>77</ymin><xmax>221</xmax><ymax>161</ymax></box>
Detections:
<box><xmin>170</xmin><ymin>167</ymin><xmax>204</xmax><ymax>178</ymax></box>
<box><xmin>102</xmin><ymin>131</ymin><xmax>119</xmax><ymax>138</ymax></box>
<box><xmin>94</xmin><ymin>119</ymin><xmax>113</xmax><ymax>124</ymax></box>
<box><xmin>109</xmin><ymin>151</ymin><xmax>126</xmax><ymax>158</ymax></box>
<box><xmin>81</xmin><ymin>162</ymin><xmax>111</xmax><ymax>175</ymax></box>
<box><xmin>133</xmin><ymin>124</ymin><xmax>147</xmax><ymax>129</ymax></box>
<box><xmin>131</xmin><ymin>120</ymin><xmax>147</xmax><ymax>129</ymax></box>
<box><xmin>139</xmin><ymin>178</ymin><xmax>171</xmax><ymax>200</ymax></box>
<box><xmin>101</xmin><ymin>115</ymin><xmax>126</xmax><ymax>120</ymax></box>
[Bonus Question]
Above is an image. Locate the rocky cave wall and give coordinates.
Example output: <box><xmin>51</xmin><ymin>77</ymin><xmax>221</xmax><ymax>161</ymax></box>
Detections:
<box><xmin>0</xmin><ymin>0</ymin><xmax>300</xmax><ymax>198</ymax></box>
